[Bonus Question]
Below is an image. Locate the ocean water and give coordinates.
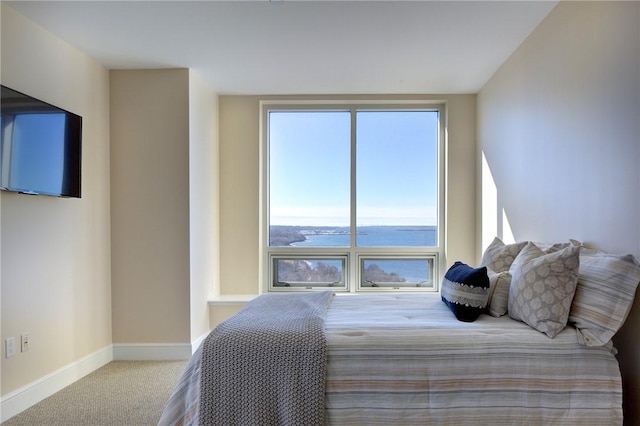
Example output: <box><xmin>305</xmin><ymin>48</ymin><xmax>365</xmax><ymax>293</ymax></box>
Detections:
<box><xmin>291</xmin><ymin>225</ymin><xmax>437</xmax><ymax>247</ymax></box>
<box><xmin>360</xmin><ymin>258</ymin><xmax>431</xmax><ymax>284</ymax></box>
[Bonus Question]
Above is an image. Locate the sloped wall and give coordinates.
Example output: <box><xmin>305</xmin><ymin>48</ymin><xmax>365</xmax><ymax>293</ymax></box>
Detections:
<box><xmin>478</xmin><ymin>2</ymin><xmax>640</xmax><ymax>422</ymax></box>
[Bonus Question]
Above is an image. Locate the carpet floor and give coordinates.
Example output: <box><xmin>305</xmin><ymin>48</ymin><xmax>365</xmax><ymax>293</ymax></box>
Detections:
<box><xmin>2</xmin><ymin>360</ymin><xmax>188</xmax><ymax>426</ymax></box>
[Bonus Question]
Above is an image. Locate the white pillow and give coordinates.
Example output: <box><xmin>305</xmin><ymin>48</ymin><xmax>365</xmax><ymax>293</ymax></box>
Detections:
<box><xmin>486</xmin><ymin>270</ymin><xmax>512</xmax><ymax>317</ymax></box>
<box><xmin>569</xmin><ymin>248</ymin><xmax>640</xmax><ymax>346</ymax></box>
<box><xmin>480</xmin><ymin>237</ymin><xmax>527</xmax><ymax>273</ymax></box>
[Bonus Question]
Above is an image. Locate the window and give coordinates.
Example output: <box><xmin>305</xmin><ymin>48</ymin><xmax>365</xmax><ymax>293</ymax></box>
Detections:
<box><xmin>262</xmin><ymin>101</ymin><xmax>445</xmax><ymax>292</ymax></box>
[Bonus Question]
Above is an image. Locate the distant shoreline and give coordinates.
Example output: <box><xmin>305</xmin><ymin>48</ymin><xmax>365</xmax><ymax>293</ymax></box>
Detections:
<box><xmin>270</xmin><ymin>225</ymin><xmax>436</xmax><ymax>247</ymax></box>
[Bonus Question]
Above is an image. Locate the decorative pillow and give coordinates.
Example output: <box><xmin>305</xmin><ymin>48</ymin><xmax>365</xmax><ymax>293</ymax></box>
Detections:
<box><xmin>508</xmin><ymin>243</ymin><xmax>580</xmax><ymax>338</ymax></box>
<box><xmin>532</xmin><ymin>241</ymin><xmax>570</xmax><ymax>253</ymax></box>
<box><xmin>441</xmin><ymin>261</ymin><xmax>490</xmax><ymax>322</ymax></box>
<box><xmin>533</xmin><ymin>239</ymin><xmax>582</xmax><ymax>253</ymax></box>
<box><xmin>486</xmin><ymin>270</ymin><xmax>512</xmax><ymax>317</ymax></box>
<box><xmin>569</xmin><ymin>248</ymin><xmax>640</xmax><ymax>346</ymax></box>
<box><xmin>481</xmin><ymin>237</ymin><xmax>527</xmax><ymax>273</ymax></box>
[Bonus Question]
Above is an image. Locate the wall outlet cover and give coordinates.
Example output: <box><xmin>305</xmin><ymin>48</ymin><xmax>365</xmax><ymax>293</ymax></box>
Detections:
<box><xmin>6</xmin><ymin>337</ymin><xmax>16</xmax><ymax>358</ymax></box>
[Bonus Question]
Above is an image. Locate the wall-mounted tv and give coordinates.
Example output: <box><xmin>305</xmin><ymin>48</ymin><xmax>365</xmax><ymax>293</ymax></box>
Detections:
<box><xmin>1</xmin><ymin>85</ymin><xmax>82</xmax><ymax>198</ymax></box>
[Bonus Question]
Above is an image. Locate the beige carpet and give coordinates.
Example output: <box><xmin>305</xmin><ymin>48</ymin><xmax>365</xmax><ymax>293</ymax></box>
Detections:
<box><xmin>2</xmin><ymin>360</ymin><xmax>188</xmax><ymax>426</ymax></box>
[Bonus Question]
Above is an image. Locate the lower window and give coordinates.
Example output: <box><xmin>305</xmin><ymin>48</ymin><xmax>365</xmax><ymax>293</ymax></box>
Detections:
<box><xmin>271</xmin><ymin>256</ymin><xmax>348</xmax><ymax>291</ymax></box>
<box><xmin>269</xmin><ymin>254</ymin><xmax>438</xmax><ymax>292</ymax></box>
<box><xmin>358</xmin><ymin>256</ymin><xmax>437</xmax><ymax>291</ymax></box>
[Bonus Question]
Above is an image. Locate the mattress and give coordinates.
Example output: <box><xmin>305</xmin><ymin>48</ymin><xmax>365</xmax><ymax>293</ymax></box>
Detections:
<box><xmin>159</xmin><ymin>293</ymin><xmax>623</xmax><ymax>425</ymax></box>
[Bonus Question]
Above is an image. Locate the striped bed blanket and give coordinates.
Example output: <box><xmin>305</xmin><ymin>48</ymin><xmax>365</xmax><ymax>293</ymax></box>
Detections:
<box><xmin>159</xmin><ymin>293</ymin><xmax>622</xmax><ymax>425</ymax></box>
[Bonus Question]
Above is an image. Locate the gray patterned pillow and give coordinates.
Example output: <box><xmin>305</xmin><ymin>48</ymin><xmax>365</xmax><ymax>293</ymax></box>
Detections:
<box><xmin>532</xmin><ymin>241</ymin><xmax>572</xmax><ymax>253</ymax></box>
<box><xmin>508</xmin><ymin>242</ymin><xmax>580</xmax><ymax>338</ymax></box>
<box><xmin>481</xmin><ymin>237</ymin><xmax>527</xmax><ymax>273</ymax></box>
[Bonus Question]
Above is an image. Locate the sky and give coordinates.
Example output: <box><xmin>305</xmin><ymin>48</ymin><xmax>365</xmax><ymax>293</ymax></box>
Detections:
<box><xmin>269</xmin><ymin>109</ymin><xmax>439</xmax><ymax>227</ymax></box>
<box><xmin>8</xmin><ymin>113</ymin><xmax>66</xmax><ymax>194</ymax></box>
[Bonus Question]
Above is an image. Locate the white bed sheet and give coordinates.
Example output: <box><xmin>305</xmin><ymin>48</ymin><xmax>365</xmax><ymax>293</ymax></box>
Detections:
<box><xmin>159</xmin><ymin>293</ymin><xmax>623</xmax><ymax>425</ymax></box>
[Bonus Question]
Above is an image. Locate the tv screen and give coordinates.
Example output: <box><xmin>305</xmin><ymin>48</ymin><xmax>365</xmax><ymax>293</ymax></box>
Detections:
<box><xmin>1</xmin><ymin>85</ymin><xmax>82</xmax><ymax>198</ymax></box>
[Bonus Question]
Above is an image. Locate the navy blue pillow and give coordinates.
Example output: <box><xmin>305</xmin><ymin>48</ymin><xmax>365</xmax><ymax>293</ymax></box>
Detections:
<box><xmin>441</xmin><ymin>261</ymin><xmax>490</xmax><ymax>322</ymax></box>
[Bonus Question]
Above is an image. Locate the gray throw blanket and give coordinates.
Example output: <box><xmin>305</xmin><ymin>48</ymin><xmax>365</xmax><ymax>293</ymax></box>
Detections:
<box><xmin>198</xmin><ymin>291</ymin><xmax>335</xmax><ymax>426</ymax></box>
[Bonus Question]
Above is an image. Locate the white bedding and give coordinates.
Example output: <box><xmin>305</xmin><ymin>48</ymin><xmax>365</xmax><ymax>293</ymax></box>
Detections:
<box><xmin>159</xmin><ymin>293</ymin><xmax>623</xmax><ymax>425</ymax></box>
<box><xmin>325</xmin><ymin>294</ymin><xmax>621</xmax><ymax>425</ymax></box>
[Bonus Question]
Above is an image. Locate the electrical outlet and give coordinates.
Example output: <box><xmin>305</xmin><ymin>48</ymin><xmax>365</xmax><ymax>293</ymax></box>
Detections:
<box><xmin>21</xmin><ymin>333</ymin><xmax>30</xmax><ymax>352</ymax></box>
<box><xmin>5</xmin><ymin>337</ymin><xmax>16</xmax><ymax>358</ymax></box>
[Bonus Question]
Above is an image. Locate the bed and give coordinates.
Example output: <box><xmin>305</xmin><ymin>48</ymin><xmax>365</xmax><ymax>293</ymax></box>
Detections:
<box><xmin>159</xmin><ymin>240</ymin><xmax>640</xmax><ymax>426</ymax></box>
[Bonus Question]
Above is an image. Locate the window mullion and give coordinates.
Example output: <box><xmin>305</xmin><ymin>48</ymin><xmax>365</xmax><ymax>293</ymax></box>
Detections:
<box><xmin>350</xmin><ymin>107</ymin><xmax>358</xmax><ymax>249</ymax></box>
<box><xmin>349</xmin><ymin>107</ymin><xmax>358</xmax><ymax>291</ymax></box>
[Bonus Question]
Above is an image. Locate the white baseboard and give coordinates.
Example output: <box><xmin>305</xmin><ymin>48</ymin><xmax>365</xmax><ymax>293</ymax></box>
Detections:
<box><xmin>1</xmin><ymin>345</ymin><xmax>113</xmax><ymax>423</ymax></box>
<box><xmin>1</xmin><ymin>341</ymin><xmax>199</xmax><ymax>422</ymax></box>
<box><xmin>191</xmin><ymin>332</ymin><xmax>209</xmax><ymax>354</ymax></box>
<box><xmin>112</xmin><ymin>335</ymin><xmax>210</xmax><ymax>359</ymax></box>
<box><xmin>113</xmin><ymin>343</ymin><xmax>193</xmax><ymax>361</ymax></box>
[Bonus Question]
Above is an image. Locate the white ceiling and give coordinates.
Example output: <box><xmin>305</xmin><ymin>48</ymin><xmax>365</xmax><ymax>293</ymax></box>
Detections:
<box><xmin>5</xmin><ymin>1</ymin><xmax>558</xmax><ymax>95</ymax></box>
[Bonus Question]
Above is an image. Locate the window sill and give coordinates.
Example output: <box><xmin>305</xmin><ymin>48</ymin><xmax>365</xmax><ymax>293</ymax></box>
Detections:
<box><xmin>208</xmin><ymin>294</ymin><xmax>258</xmax><ymax>305</ymax></box>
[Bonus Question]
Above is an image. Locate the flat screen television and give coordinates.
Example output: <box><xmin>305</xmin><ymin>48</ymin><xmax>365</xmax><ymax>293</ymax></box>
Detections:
<box><xmin>1</xmin><ymin>85</ymin><xmax>82</xmax><ymax>198</ymax></box>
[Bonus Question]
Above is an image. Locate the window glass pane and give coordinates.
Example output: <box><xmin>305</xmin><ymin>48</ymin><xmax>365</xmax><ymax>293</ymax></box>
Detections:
<box><xmin>264</xmin><ymin>104</ymin><xmax>443</xmax><ymax>294</ymax></box>
<box><xmin>273</xmin><ymin>258</ymin><xmax>345</xmax><ymax>288</ymax></box>
<box><xmin>361</xmin><ymin>258</ymin><xmax>433</xmax><ymax>288</ymax></box>
<box><xmin>269</xmin><ymin>111</ymin><xmax>350</xmax><ymax>247</ymax></box>
<box><xmin>356</xmin><ymin>111</ymin><xmax>438</xmax><ymax>247</ymax></box>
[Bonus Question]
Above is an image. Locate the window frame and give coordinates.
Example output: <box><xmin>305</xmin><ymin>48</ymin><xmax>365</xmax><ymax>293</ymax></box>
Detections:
<box><xmin>260</xmin><ymin>100</ymin><xmax>446</xmax><ymax>293</ymax></box>
<box><xmin>269</xmin><ymin>254</ymin><xmax>349</xmax><ymax>292</ymax></box>
<box><xmin>357</xmin><ymin>254</ymin><xmax>439</xmax><ymax>292</ymax></box>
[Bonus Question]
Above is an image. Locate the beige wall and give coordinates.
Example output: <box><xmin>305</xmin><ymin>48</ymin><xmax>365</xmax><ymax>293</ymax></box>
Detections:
<box><xmin>218</xmin><ymin>94</ymin><xmax>477</xmax><ymax>297</ymax></box>
<box><xmin>1</xmin><ymin>4</ymin><xmax>112</xmax><ymax>396</ymax></box>
<box><xmin>110</xmin><ymin>69</ymin><xmax>192</xmax><ymax>344</ymax></box>
<box><xmin>478</xmin><ymin>1</ymin><xmax>640</xmax><ymax>422</ymax></box>
<box><xmin>110</xmin><ymin>69</ymin><xmax>218</xmax><ymax>346</ymax></box>
<box><xmin>1</xmin><ymin>7</ymin><xmax>219</xmax><ymax>407</ymax></box>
